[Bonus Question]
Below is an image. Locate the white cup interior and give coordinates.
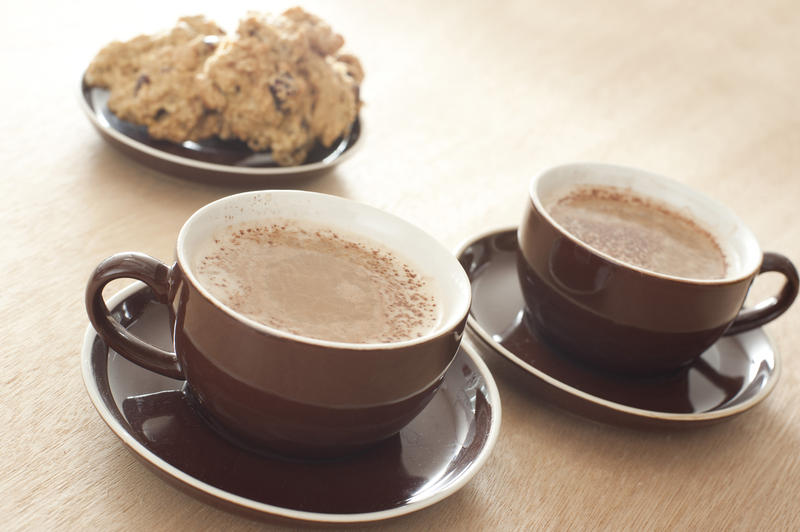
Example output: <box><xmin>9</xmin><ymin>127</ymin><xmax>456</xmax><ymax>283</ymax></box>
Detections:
<box><xmin>530</xmin><ymin>163</ymin><xmax>762</xmax><ymax>282</ymax></box>
<box><xmin>176</xmin><ymin>190</ymin><xmax>471</xmax><ymax>348</ymax></box>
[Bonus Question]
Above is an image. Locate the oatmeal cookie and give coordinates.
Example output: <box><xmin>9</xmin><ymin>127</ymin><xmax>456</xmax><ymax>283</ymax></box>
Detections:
<box><xmin>85</xmin><ymin>9</ymin><xmax>362</xmax><ymax>166</ymax></box>
<box><xmin>86</xmin><ymin>16</ymin><xmax>225</xmax><ymax>143</ymax></box>
<box><xmin>198</xmin><ymin>9</ymin><xmax>362</xmax><ymax>166</ymax></box>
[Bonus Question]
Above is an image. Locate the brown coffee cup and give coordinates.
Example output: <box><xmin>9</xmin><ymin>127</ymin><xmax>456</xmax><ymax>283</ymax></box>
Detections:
<box><xmin>517</xmin><ymin>163</ymin><xmax>799</xmax><ymax>375</ymax></box>
<box><xmin>86</xmin><ymin>190</ymin><xmax>471</xmax><ymax>458</ymax></box>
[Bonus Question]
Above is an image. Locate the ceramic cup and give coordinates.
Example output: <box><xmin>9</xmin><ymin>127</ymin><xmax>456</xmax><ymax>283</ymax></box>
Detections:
<box><xmin>517</xmin><ymin>163</ymin><xmax>799</xmax><ymax>375</ymax></box>
<box><xmin>86</xmin><ymin>190</ymin><xmax>471</xmax><ymax>458</ymax></box>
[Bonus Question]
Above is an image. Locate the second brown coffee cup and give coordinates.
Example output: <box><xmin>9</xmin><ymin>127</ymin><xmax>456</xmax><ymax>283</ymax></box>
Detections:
<box><xmin>86</xmin><ymin>190</ymin><xmax>471</xmax><ymax>458</ymax></box>
<box><xmin>517</xmin><ymin>163</ymin><xmax>799</xmax><ymax>375</ymax></box>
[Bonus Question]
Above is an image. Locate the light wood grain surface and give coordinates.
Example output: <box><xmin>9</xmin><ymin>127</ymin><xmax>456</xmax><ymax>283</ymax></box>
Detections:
<box><xmin>3</xmin><ymin>1</ymin><xmax>799</xmax><ymax>530</ymax></box>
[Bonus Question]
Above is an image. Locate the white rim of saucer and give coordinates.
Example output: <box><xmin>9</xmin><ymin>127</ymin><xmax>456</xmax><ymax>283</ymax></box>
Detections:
<box><xmin>80</xmin><ymin>281</ymin><xmax>502</xmax><ymax>524</ymax></box>
<box><xmin>77</xmin><ymin>74</ymin><xmax>361</xmax><ymax>177</ymax></box>
<box><xmin>455</xmin><ymin>225</ymin><xmax>781</xmax><ymax>424</ymax></box>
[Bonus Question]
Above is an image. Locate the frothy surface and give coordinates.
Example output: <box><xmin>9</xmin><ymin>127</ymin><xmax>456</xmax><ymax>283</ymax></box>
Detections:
<box><xmin>194</xmin><ymin>220</ymin><xmax>440</xmax><ymax>343</ymax></box>
<box><xmin>547</xmin><ymin>186</ymin><xmax>728</xmax><ymax>279</ymax></box>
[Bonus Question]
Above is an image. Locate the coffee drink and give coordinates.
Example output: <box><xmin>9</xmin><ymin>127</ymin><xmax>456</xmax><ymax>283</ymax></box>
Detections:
<box><xmin>547</xmin><ymin>186</ymin><xmax>727</xmax><ymax>279</ymax></box>
<box><xmin>87</xmin><ymin>190</ymin><xmax>471</xmax><ymax>457</ymax></box>
<box><xmin>194</xmin><ymin>219</ymin><xmax>440</xmax><ymax>343</ymax></box>
<box><xmin>515</xmin><ymin>163</ymin><xmax>797</xmax><ymax>375</ymax></box>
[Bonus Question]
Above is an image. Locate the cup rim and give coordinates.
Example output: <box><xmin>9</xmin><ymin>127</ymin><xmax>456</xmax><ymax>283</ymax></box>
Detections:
<box><xmin>176</xmin><ymin>190</ymin><xmax>471</xmax><ymax>350</ymax></box>
<box><xmin>527</xmin><ymin>162</ymin><xmax>762</xmax><ymax>285</ymax></box>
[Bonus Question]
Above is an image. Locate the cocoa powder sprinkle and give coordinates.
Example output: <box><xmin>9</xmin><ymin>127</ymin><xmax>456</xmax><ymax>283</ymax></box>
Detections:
<box><xmin>195</xmin><ymin>219</ymin><xmax>440</xmax><ymax>343</ymax></box>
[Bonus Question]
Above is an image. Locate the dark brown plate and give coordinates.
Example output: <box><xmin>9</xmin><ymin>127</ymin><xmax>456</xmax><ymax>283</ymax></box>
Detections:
<box><xmin>79</xmin><ymin>76</ymin><xmax>361</xmax><ymax>182</ymax></box>
<box><xmin>457</xmin><ymin>227</ymin><xmax>779</xmax><ymax>428</ymax></box>
<box><xmin>81</xmin><ymin>283</ymin><xmax>500</xmax><ymax>524</ymax></box>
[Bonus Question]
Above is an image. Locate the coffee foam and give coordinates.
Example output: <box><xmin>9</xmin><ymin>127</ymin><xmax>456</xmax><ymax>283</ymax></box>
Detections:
<box><xmin>546</xmin><ymin>185</ymin><xmax>730</xmax><ymax>280</ymax></box>
<box><xmin>194</xmin><ymin>219</ymin><xmax>442</xmax><ymax>344</ymax></box>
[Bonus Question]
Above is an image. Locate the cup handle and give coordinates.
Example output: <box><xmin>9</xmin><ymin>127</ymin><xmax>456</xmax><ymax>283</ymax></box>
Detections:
<box><xmin>85</xmin><ymin>252</ymin><xmax>184</xmax><ymax>379</ymax></box>
<box><xmin>724</xmin><ymin>252</ymin><xmax>799</xmax><ymax>336</ymax></box>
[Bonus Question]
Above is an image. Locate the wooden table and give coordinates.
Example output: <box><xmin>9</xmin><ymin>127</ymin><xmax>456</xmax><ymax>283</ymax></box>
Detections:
<box><xmin>4</xmin><ymin>1</ymin><xmax>799</xmax><ymax>529</ymax></box>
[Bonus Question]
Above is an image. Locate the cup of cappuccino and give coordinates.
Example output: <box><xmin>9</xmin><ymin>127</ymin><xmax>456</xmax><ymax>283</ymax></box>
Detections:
<box><xmin>86</xmin><ymin>190</ymin><xmax>471</xmax><ymax>458</ymax></box>
<box><xmin>517</xmin><ymin>163</ymin><xmax>799</xmax><ymax>375</ymax></box>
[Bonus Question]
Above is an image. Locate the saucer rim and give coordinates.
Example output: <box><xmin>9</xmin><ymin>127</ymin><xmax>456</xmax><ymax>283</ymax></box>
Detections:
<box><xmin>78</xmin><ymin>74</ymin><xmax>361</xmax><ymax>178</ymax></box>
<box><xmin>80</xmin><ymin>282</ymin><xmax>502</xmax><ymax>524</ymax></box>
<box><xmin>455</xmin><ymin>225</ymin><xmax>781</xmax><ymax>424</ymax></box>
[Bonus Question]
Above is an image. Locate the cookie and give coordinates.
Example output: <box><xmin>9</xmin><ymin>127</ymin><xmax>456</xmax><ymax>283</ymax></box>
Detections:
<box><xmin>86</xmin><ymin>16</ymin><xmax>225</xmax><ymax>143</ymax></box>
<box><xmin>85</xmin><ymin>9</ymin><xmax>362</xmax><ymax>166</ymax></box>
<box><xmin>199</xmin><ymin>10</ymin><xmax>362</xmax><ymax>165</ymax></box>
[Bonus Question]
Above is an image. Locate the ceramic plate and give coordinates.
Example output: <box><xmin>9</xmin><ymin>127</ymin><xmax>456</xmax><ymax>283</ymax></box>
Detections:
<box><xmin>79</xmin><ymin>76</ymin><xmax>361</xmax><ymax>183</ymax></box>
<box><xmin>457</xmin><ymin>227</ymin><xmax>779</xmax><ymax>428</ymax></box>
<box><xmin>81</xmin><ymin>283</ymin><xmax>501</xmax><ymax>524</ymax></box>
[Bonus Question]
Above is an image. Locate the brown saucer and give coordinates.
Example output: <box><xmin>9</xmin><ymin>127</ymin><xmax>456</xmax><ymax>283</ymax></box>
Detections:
<box><xmin>79</xmin><ymin>77</ymin><xmax>361</xmax><ymax>183</ymax></box>
<box><xmin>457</xmin><ymin>227</ymin><xmax>779</xmax><ymax>428</ymax></box>
<box><xmin>81</xmin><ymin>284</ymin><xmax>500</xmax><ymax>524</ymax></box>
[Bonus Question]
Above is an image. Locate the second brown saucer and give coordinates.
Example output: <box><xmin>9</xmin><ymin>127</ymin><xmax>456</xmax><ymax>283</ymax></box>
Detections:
<box><xmin>457</xmin><ymin>227</ymin><xmax>779</xmax><ymax>428</ymax></box>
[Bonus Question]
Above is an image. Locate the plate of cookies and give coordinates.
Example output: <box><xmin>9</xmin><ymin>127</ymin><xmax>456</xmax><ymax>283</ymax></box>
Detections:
<box><xmin>80</xmin><ymin>8</ymin><xmax>362</xmax><ymax>182</ymax></box>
